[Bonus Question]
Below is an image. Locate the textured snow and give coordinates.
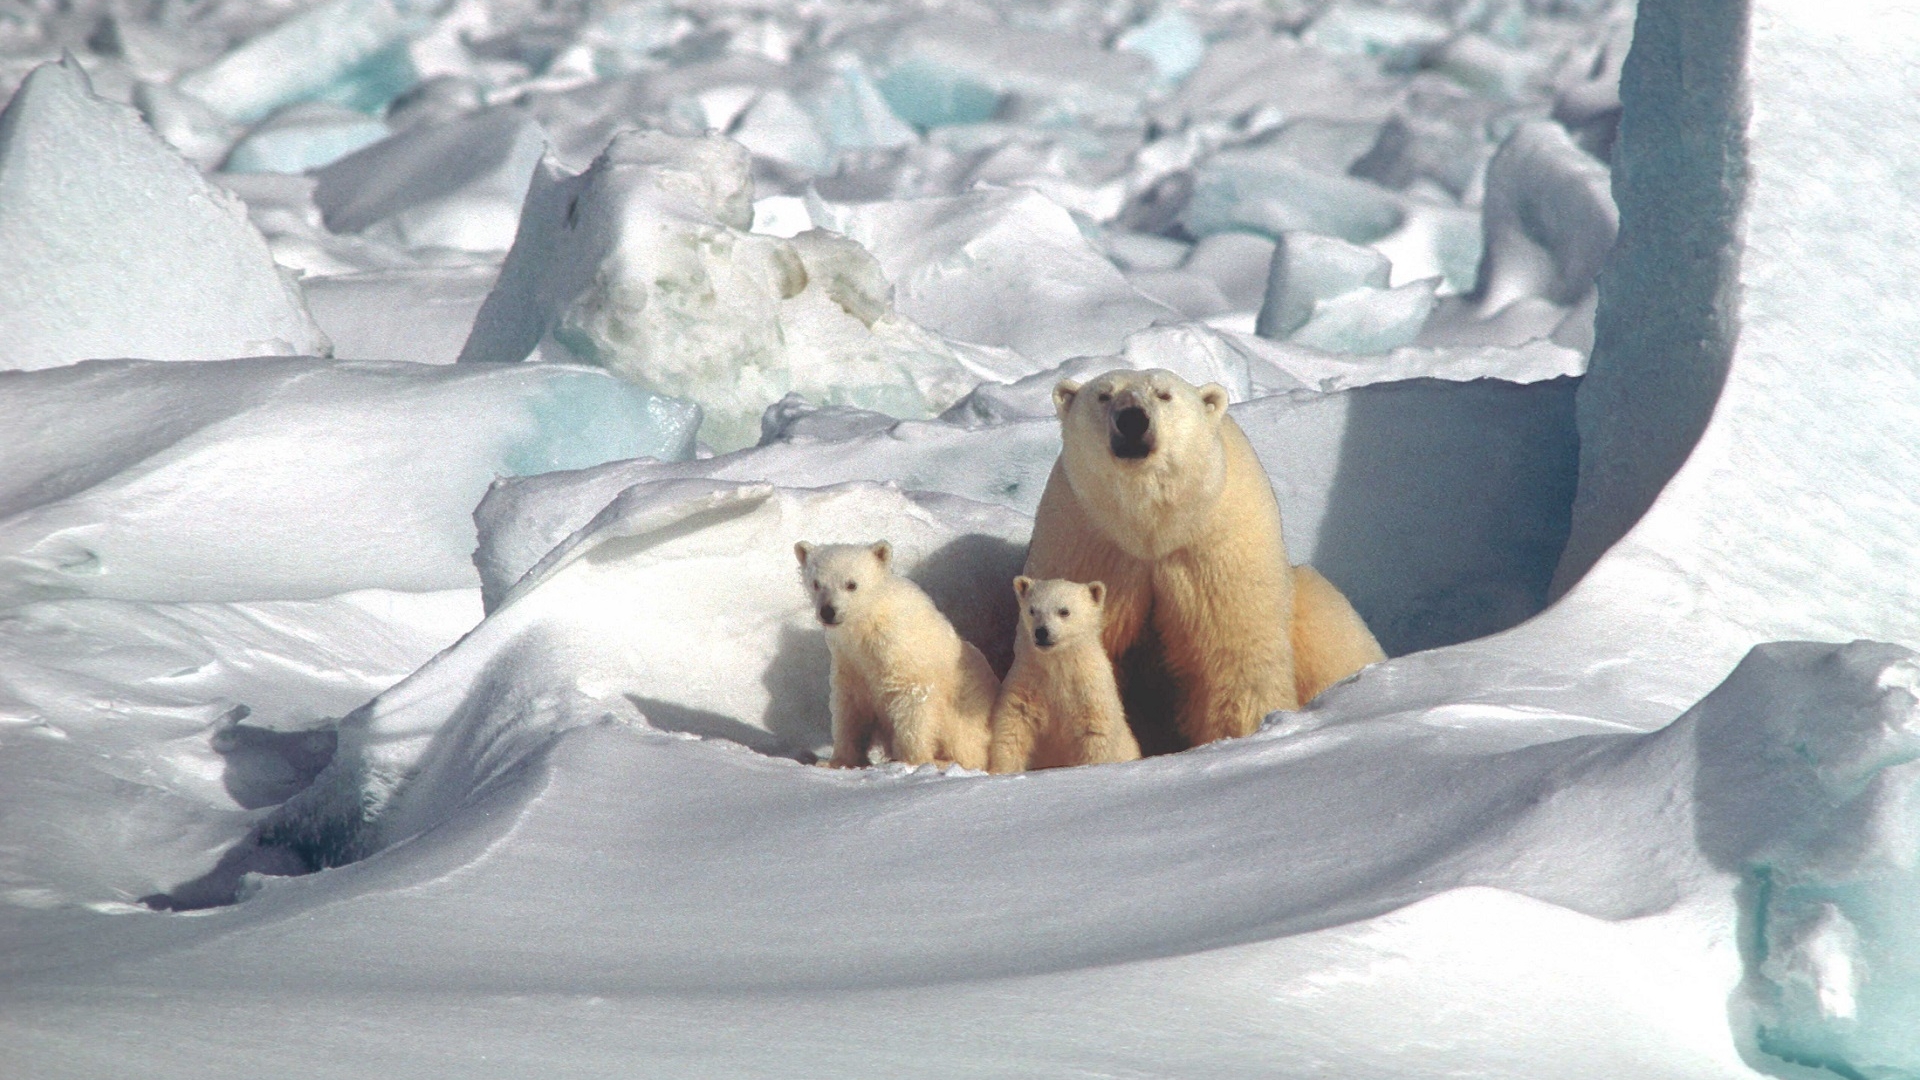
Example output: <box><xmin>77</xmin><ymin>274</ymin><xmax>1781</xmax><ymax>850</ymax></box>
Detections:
<box><xmin>0</xmin><ymin>59</ymin><xmax>330</xmax><ymax>369</ymax></box>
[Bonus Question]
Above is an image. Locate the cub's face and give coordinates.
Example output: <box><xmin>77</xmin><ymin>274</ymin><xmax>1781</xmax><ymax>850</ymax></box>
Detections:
<box><xmin>794</xmin><ymin>541</ymin><xmax>892</xmax><ymax>627</ymax></box>
<box><xmin>1014</xmin><ymin>576</ymin><xmax>1106</xmax><ymax>651</ymax></box>
<box><xmin>1053</xmin><ymin>368</ymin><xmax>1229</xmax><ymax>469</ymax></box>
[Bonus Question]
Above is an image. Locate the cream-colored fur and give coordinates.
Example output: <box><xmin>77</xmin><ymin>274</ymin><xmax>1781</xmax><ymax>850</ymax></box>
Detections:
<box><xmin>795</xmin><ymin>540</ymin><xmax>997</xmax><ymax>769</ymax></box>
<box><xmin>1024</xmin><ymin>369</ymin><xmax>1384</xmax><ymax>747</ymax></box>
<box><xmin>1291</xmin><ymin>564</ymin><xmax>1386</xmax><ymax>702</ymax></box>
<box><xmin>989</xmin><ymin>577</ymin><xmax>1140</xmax><ymax>772</ymax></box>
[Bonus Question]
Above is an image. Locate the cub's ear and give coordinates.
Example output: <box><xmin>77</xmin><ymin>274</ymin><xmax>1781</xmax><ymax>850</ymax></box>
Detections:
<box><xmin>793</xmin><ymin>541</ymin><xmax>812</xmax><ymax>566</ymax></box>
<box><xmin>870</xmin><ymin>540</ymin><xmax>892</xmax><ymax>566</ymax></box>
<box><xmin>1198</xmin><ymin>383</ymin><xmax>1230</xmax><ymax>418</ymax></box>
<box><xmin>1013</xmin><ymin>575</ymin><xmax>1033</xmax><ymax>599</ymax></box>
<box><xmin>1086</xmin><ymin>581</ymin><xmax>1106</xmax><ymax>607</ymax></box>
<box><xmin>1052</xmin><ymin>380</ymin><xmax>1081</xmax><ymax>420</ymax></box>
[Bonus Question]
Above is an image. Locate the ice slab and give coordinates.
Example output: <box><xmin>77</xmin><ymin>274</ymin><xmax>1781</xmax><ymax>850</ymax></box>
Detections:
<box><xmin>0</xmin><ymin>59</ymin><xmax>329</xmax><ymax>369</ymax></box>
<box><xmin>461</xmin><ymin>131</ymin><xmax>987</xmax><ymax>450</ymax></box>
<box><xmin>175</xmin><ymin>0</ymin><xmax>443</xmax><ymax>124</ymax></box>
<box><xmin>1471</xmin><ymin>119</ymin><xmax>1617</xmax><ymax>315</ymax></box>
<box><xmin>301</xmin><ymin>265</ymin><xmax>498</xmax><ymax>364</ymax></box>
<box><xmin>1303</xmin><ymin>4</ymin><xmax>1453</xmax><ymax>70</ymax></box>
<box><xmin>868</xmin><ymin>14</ymin><xmax>1154</xmax><ymax>129</ymax></box>
<box><xmin>1160</xmin><ymin>32</ymin><xmax>1404</xmax><ymax>128</ymax></box>
<box><xmin>1288</xmin><ymin>277</ymin><xmax>1439</xmax><ymax>355</ymax></box>
<box><xmin>1257</xmin><ymin>231</ymin><xmax>1393</xmax><ymax>339</ymax></box>
<box><xmin>1183</xmin><ymin>144</ymin><xmax>1406</xmax><ymax>244</ymax></box>
<box><xmin>221</xmin><ymin>101</ymin><xmax>390</xmax><ymax>174</ymax></box>
<box><xmin>814</xmin><ymin>187</ymin><xmax>1172</xmax><ymax>363</ymax></box>
<box><xmin>310</xmin><ymin>106</ymin><xmax>546</xmax><ymax>253</ymax></box>
<box><xmin>0</xmin><ymin>358</ymin><xmax>697</xmax><ymax>606</ymax></box>
<box><xmin>1115</xmin><ymin>6</ymin><xmax>1206</xmax><ymax>86</ymax></box>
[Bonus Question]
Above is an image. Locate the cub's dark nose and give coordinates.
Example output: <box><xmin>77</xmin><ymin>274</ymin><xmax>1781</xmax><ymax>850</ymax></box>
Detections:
<box><xmin>1110</xmin><ymin>405</ymin><xmax>1152</xmax><ymax>459</ymax></box>
<box><xmin>818</xmin><ymin>604</ymin><xmax>838</xmax><ymax>626</ymax></box>
<box><xmin>1033</xmin><ymin>626</ymin><xmax>1054</xmax><ymax>648</ymax></box>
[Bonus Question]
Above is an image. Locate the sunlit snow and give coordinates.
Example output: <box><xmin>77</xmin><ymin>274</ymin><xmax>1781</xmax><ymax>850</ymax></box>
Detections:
<box><xmin>5</xmin><ymin>0</ymin><xmax>1920</xmax><ymax>1077</ymax></box>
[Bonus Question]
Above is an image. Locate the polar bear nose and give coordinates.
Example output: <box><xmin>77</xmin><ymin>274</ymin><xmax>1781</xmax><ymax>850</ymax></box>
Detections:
<box><xmin>1110</xmin><ymin>400</ymin><xmax>1153</xmax><ymax>460</ymax></box>
<box><xmin>1033</xmin><ymin>625</ymin><xmax>1054</xmax><ymax>648</ymax></box>
<box><xmin>818</xmin><ymin>604</ymin><xmax>839</xmax><ymax>625</ymax></box>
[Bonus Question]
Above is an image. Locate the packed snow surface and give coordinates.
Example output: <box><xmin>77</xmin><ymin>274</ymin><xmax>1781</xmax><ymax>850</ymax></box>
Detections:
<box><xmin>7</xmin><ymin>0</ymin><xmax>1920</xmax><ymax>1077</ymax></box>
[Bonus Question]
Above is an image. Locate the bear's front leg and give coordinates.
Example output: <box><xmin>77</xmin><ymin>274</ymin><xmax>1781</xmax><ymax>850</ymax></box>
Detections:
<box><xmin>988</xmin><ymin>697</ymin><xmax>1041</xmax><ymax>773</ymax></box>
<box><xmin>1153</xmin><ymin>554</ymin><xmax>1297</xmax><ymax>746</ymax></box>
<box><xmin>1073</xmin><ymin>716</ymin><xmax>1142</xmax><ymax>766</ymax></box>
<box><xmin>828</xmin><ymin>660</ymin><xmax>878</xmax><ymax>768</ymax></box>
<box><xmin>882</xmin><ymin>687</ymin><xmax>942</xmax><ymax>766</ymax></box>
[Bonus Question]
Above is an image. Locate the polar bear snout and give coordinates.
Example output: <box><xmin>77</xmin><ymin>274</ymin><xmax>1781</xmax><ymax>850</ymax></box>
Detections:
<box><xmin>1032</xmin><ymin>625</ymin><xmax>1056</xmax><ymax>648</ymax></box>
<box><xmin>1109</xmin><ymin>395</ymin><xmax>1155</xmax><ymax>460</ymax></box>
<box><xmin>817</xmin><ymin>603</ymin><xmax>840</xmax><ymax>626</ymax></box>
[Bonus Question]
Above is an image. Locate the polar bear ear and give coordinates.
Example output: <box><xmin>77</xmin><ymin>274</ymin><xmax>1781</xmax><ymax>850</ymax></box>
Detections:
<box><xmin>1086</xmin><ymin>581</ymin><xmax>1106</xmax><ymax>607</ymax></box>
<box><xmin>1052</xmin><ymin>380</ymin><xmax>1081</xmax><ymax>420</ymax></box>
<box><xmin>870</xmin><ymin>540</ymin><xmax>892</xmax><ymax>566</ymax></box>
<box><xmin>1013</xmin><ymin>575</ymin><xmax>1033</xmax><ymax>599</ymax></box>
<box><xmin>794</xmin><ymin>541</ymin><xmax>812</xmax><ymax>566</ymax></box>
<box><xmin>1198</xmin><ymin>383</ymin><xmax>1229</xmax><ymax>418</ymax></box>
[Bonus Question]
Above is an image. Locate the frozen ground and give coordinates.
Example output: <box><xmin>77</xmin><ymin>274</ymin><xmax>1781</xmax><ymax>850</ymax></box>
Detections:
<box><xmin>5</xmin><ymin>0</ymin><xmax>1920</xmax><ymax>1077</ymax></box>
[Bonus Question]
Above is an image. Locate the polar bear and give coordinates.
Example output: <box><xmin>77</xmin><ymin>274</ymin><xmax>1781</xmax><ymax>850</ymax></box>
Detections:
<box><xmin>988</xmin><ymin>577</ymin><xmax>1141</xmax><ymax>773</ymax></box>
<box><xmin>795</xmin><ymin>540</ymin><xmax>998</xmax><ymax>769</ymax></box>
<box><xmin>1024</xmin><ymin>368</ymin><xmax>1384</xmax><ymax>750</ymax></box>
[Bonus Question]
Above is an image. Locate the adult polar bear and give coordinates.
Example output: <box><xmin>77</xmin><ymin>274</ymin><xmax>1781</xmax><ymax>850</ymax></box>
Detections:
<box><xmin>1025</xmin><ymin>369</ymin><xmax>1385</xmax><ymax>751</ymax></box>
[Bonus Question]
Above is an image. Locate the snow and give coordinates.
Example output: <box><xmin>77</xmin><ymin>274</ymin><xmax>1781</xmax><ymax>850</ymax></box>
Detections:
<box><xmin>6</xmin><ymin>0</ymin><xmax>1920</xmax><ymax>1076</ymax></box>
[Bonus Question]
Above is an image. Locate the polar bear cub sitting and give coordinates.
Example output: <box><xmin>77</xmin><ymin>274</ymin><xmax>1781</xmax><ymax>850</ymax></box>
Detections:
<box><xmin>795</xmin><ymin>540</ymin><xmax>997</xmax><ymax>770</ymax></box>
<box><xmin>989</xmin><ymin>577</ymin><xmax>1141</xmax><ymax>773</ymax></box>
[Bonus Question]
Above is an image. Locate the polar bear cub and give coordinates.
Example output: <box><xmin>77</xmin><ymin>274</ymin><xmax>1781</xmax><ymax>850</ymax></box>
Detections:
<box><xmin>989</xmin><ymin>577</ymin><xmax>1141</xmax><ymax>773</ymax></box>
<box><xmin>795</xmin><ymin>540</ymin><xmax>997</xmax><ymax>770</ymax></box>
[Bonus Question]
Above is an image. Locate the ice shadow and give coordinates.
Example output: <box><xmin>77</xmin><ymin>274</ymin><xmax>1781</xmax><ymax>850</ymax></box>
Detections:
<box><xmin>1290</xmin><ymin>376</ymin><xmax>1580</xmax><ymax>657</ymax></box>
<box><xmin>629</xmin><ymin>694</ymin><xmax>816</xmax><ymax>763</ymax></box>
<box><xmin>208</xmin><ymin>707</ymin><xmax>340</xmax><ymax>810</ymax></box>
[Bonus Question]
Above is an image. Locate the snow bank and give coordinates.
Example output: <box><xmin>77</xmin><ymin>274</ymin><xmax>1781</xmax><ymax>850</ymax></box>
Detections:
<box><xmin>254</xmin><ymin>481</ymin><xmax>1027</xmax><ymax>870</ymax></box>
<box><xmin>84</xmin><ymin>633</ymin><xmax>1920</xmax><ymax>1078</ymax></box>
<box><xmin>460</xmin><ymin>131</ymin><xmax>987</xmax><ymax>450</ymax></box>
<box><xmin>0</xmin><ymin>587</ymin><xmax>478</xmax><ymax>906</ymax></box>
<box><xmin>0</xmin><ymin>59</ymin><xmax>329</xmax><ymax>369</ymax></box>
<box><xmin>0</xmin><ymin>358</ymin><xmax>696</xmax><ymax>606</ymax></box>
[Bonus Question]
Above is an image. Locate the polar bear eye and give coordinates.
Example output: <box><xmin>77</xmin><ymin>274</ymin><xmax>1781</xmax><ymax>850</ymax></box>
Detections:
<box><xmin>844</xmin><ymin>581</ymin><xmax>857</xmax><ymax>591</ymax></box>
<box><xmin>1155</xmin><ymin>389</ymin><xmax>1172</xmax><ymax>402</ymax></box>
<box><xmin>1057</xmin><ymin>608</ymin><xmax>1071</xmax><ymax>618</ymax></box>
<box><xmin>1096</xmin><ymin>391</ymin><xmax>1111</xmax><ymax>403</ymax></box>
